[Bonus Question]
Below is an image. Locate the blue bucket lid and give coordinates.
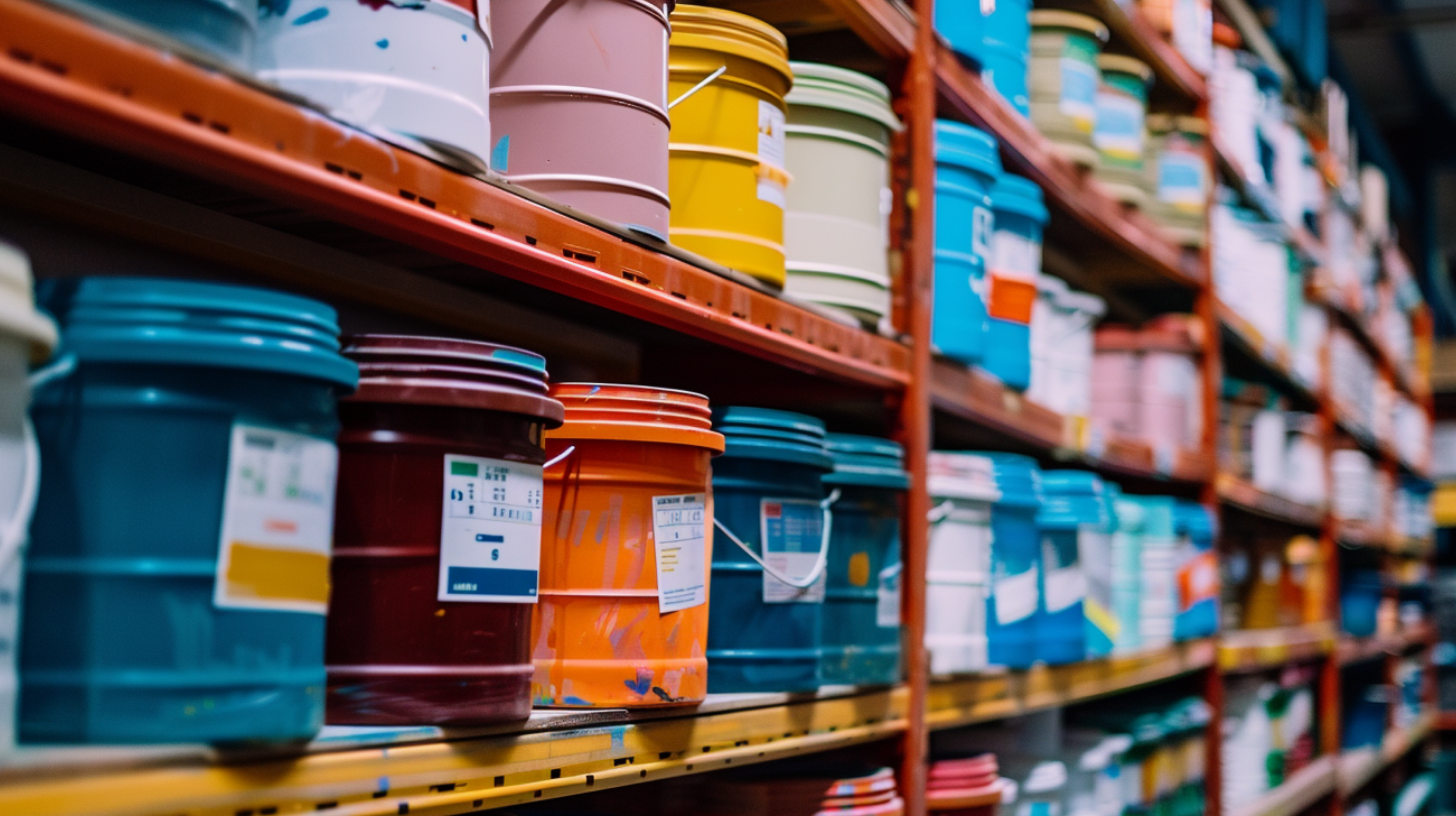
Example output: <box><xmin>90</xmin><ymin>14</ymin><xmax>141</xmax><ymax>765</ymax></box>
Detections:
<box><xmin>1041</xmin><ymin>470</ymin><xmax>1115</xmax><ymax>528</ymax></box>
<box><xmin>935</xmin><ymin>120</ymin><xmax>1002</xmax><ymax>180</ymax></box>
<box><xmin>824</xmin><ymin>433</ymin><xmax>910</xmax><ymax>489</ymax></box>
<box><xmin>1173</xmin><ymin>500</ymin><xmax>1216</xmax><ymax>543</ymax></box>
<box><xmin>41</xmin><ymin>277</ymin><xmax>358</xmax><ymax>389</ymax></box>
<box><xmin>713</xmin><ymin>406</ymin><xmax>833</xmax><ymax>471</ymax></box>
<box><xmin>971</xmin><ymin>452</ymin><xmax>1042</xmax><ymax>508</ymax></box>
<box><xmin>1136</xmin><ymin>496</ymin><xmax>1177</xmax><ymax>537</ymax></box>
<box><xmin>991</xmin><ymin>175</ymin><xmax>1049</xmax><ymax>224</ymax></box>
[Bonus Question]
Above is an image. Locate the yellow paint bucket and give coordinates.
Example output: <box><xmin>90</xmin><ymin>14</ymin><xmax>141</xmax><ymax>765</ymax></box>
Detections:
<box><xmin>668</xmin><ymin>5</ymin><xmax>793</xmax><ymax>288</ymax></box>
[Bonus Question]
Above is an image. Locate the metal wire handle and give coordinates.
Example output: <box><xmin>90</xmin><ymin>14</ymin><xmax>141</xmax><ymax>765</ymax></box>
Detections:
<box><xmin>713</xmin><ymin>489</ymin><xmax>841</xmax><ymax>589</ymax></box>
<box><xmin>543</xmin><ymin>445</ymin><xmax>576</xmax><ymax>469</ymax></box>
<box><xmin>668</xmin><ymin>65</ymin><xmax>727</xmax><ymax>110</ymax></box>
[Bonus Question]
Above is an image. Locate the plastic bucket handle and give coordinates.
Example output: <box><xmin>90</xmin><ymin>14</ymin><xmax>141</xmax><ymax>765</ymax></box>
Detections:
<box><xmin>713</xmin><ymin>488</ymin><xmax>841</xmax><ymax>588</ymax></box>
<box><xmin>0</xmin><ymin>353</ymin><xmax>75</xmax><ymax>571</ymax></box>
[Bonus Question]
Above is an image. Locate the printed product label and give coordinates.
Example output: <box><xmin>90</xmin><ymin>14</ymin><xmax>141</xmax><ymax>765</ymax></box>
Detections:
<box><xmin>994</xmin><ymin>563</ymin><xmax>1039</xmax><ymax>624</ymax></box>
<box><xmin>993</xmin><ymin>229</ymin><xmax>1043</xmax><ymax>279</ymax></box>
<box><xmin>214</xmin><ymin>424</ymin><xmax>338</xmax><ymax>614</ymax></box>
<box><xmin>1059</xmin><ymin>38</ymin><xmax>1100</xmax><ymax>132</ymax></box>
<box><xmin>757</xmin><ymin>100</ymin><xmax>788</xmax><ymax>208</ymax></box>
<box><xmin>438</xmin><ymin>454</ymin><xmax>544</xmax><ymax>603</ymax></box>
<box><xmin>1094</xmin><ymin>88</ymin><xmax>1146</xmax><ymax>166</ymax></box>
<box><xmin>1042</xmin><ymin>530</ymin><xmax>1087</xmax><ymax>612</ymax></box>
<box><xmin>760</xmin><ymin>498</ymin><xmax>827</xmax><ymax>603</ymax></box>
<box><xmin>1080</xmin><ymin>528</ymin><xmax>1117</xmax><ymax>638</ymax></box>
<box><xmin>652</xmin><ymin>493</ymin><xmax>709</xmax><ymax>614</ymax></box>
<box><xmin>971</xmin><ymin>205</ymin><xmax>996</xmax><ymax>263</ymax></box>
<box><xmin>877</xmin><ymin>562</ymin><xmax>902</xmax><ymax>627</ymax></box>
<box><xmin>1158</xmin><ymin>144</ymin><xmax>1207</xmax><ymax>211</ymax></box>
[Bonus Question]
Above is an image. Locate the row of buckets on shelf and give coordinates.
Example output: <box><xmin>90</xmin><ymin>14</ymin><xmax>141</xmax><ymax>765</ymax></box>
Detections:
<box><xmin>65</xmin><ymin>0</ymin><xmax>1206</xmax><ymax>342</ymax></box>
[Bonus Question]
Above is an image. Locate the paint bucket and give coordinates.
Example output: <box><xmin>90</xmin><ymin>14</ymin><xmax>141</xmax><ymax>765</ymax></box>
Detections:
<box><xmin>820</xmin><ymin>434</ymin><xmax>908</xmax><ymax>686</ymax></box>
<box><xmin>255</xmin><ymin>0</ymin><xmax>492</xmax><ymax>169</ymax></box>
<box><xmin>1093</xmin><ymin>55</ymin><xmax>1154</xmax><ymax>207</ymax></box>
<box><xmin>1028</xmin><ymin>11</ymin><xmax>1108</xmax><ymax>168</ymax></box>
<box><xmin>1042</xmin><ymin>471</ymin><xmax>1116</xmax><ymax>662</ymax></box>
<box><xmin>926</xmin><ymin>452</ymin><xmax>1000</xmax><ymax>674</ymax></box>
<box><xmin>1172</xmin><ymin>501</ymin><xmax>1218</xmax><ymax>641</ymax></box>
<box><xmin>668</xmin><ymin>6</ymin><xmax>794</xmax><ymax>287</ymax></box>
<box><xmin>1137</xmin><ymin>496</ymin><xmax>1178</xmax><ymax>648</ymax></box>
<box><xmin>981</xmin><ymin>453</ymin><xmax>1043</xmax><ymax>669</ymax></box>
<box><xmin>936</xmin><ymin>0</ymin><xmax>985</xmax><ymax>64</ymax></box>
<box><xmin>1091</xmin><ymin>325</ymin><xmax>1142</xmax><ymax>439</ymax></box>
<box><xmin>708</xmin><ymin>407</ymin><xmax>832</xmax><ymax>692</ymax></box>
<box><xmin>20</xmin><ymin>278</ymin><xmax>357</xmax><ymax>743</ymax></box>
<box><xmin>1340</xmin><ymin>569</ymin><xmax>1382</xmax><ymax>638</ymax></box>
<box><xmin>1144</xmin><ymin>116</ymin><xmax>1210</xmax><ymax>248</ymax></box>
<box><xmin>783</xmin><ymin>63</ymin><xmax>902</xmax><ymax>325</ymax></box>
<box><xmin>490</xmin><ymin>0</ymin><xmax>672</xmax><ymax>236</ymax></box>
<box><xmin>326</xmin><ymin>336</ymin><xmax>562</xmax><ymax>726</ymax></box>
<box><xmin>0</xmin><ymin>243</ymin><xmax>57</xmax><ymax>751</ymax></box>
<box><xmin>983</xmin><ymin>175</ymin><xmax>1048</xmax><ymax>391</ymax></box>
<box><xmin>1111</xmin><ymin>489</ymin><xmax>1145</xmax><ymax>653</ymax></box>
<box><xmin>982</xmin><ymin>0</ymin><xmax>1032</xmax><ymax>115</ymax></box>
<box><xmin>532</xmin><ymin>384</ymin><xmax>723</xmax><ymax>708</ymax></box>
<box><xmin>79</xmin><ymin>0</ymin><xmax>258</xmax><ymax>68</ymax></box>
<box><xmin>934</xmin><ymin>120</ymin><xmax>1001</xmax><ymax>367</ymax></box>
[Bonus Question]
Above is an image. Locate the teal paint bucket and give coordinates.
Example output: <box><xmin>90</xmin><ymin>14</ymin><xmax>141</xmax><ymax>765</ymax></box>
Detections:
<box><xmin>19</xmin><ymin>278</ymin><xmax>357</xmax><ymax>744</ymax></box>
<box><xmin>820</xmin><ymin>434</ymin><xmax>909</xmax><ymax>686</ymax></box>
<box><xmin>1041</xmin><ymin>471</ymin><xmax>1117</xmax><ymax>662</ymax></box>
<box><xmin>708</xmin><ymin>408</ymin><xmax>833</xmax><ymax>693</ymax></box>
<box><xmin>82</xmin><ymin>0</ymin><xmax>257</xmax><ymax>69</ymax></box>
<box><xmin>1110</xmin><ymin>487</ymin><xmax>1145</xmax><ymax>654</ymax></box>
<box><xmin>979</xmin><ymin>452</ymin><xmax>1042</xmax><ymax>669</ymax></box>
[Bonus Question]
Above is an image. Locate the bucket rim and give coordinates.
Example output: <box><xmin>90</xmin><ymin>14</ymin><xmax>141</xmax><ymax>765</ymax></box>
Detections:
<box><xmin>1097</xmin><ymin>54</ymin><xmax>1153</xmax><ymax>82</ymax></box>
<box><xmin>1028</xmin><ymin>10</ymin><xmax>1109</xmax><ymax>41</ymax></box>
<box><xmin>669</xmin><ymin>4</ymin><xmax>792</xmax><ymax>87</ymax></box>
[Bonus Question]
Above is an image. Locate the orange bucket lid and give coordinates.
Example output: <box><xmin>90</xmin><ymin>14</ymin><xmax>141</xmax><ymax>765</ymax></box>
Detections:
<box><xmin>546</xmin><ymin>383</ymin><xmax>726</xmax><ymax>452</ymax></box>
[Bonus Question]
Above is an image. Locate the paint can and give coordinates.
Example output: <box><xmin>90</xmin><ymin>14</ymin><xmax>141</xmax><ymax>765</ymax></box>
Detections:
<box><xmin>926</xmin><ymin>452</ymin><xmax>1000</xmax><ymax>674</ymax></box>
<box><xmin>1144</xmin><ymin>116</ymin><xmax>1210</xmax><ymax>247</ymax></box>
<box><xmin>1028</xmin><ymin>11</ymin><xmax>1108</xmax><ymax>168</ymax></box>
<box><xmin>983</xmin><ymin>175</ymin><xmax>1048</xmax><ymax>391</ymax></box>
<box><xmin>980</xmin><ymin>453</ymin><xmax>1043</xmax><ymax>669</ymax></box>
<box><xmin>1093</xmin><ymin>55</ymin><xmax>1154</xmax><ymax>208</ymax></box>
<box><xmin>934</xmin><ymin>120</ymin><xmax>1001</xmax><ymax>367</ymax></box>
<box><xmin>1041</xmin><ymin>470</ymin><xmax>1116</xmax><ymax>662</ymax></box>
<box><xmin>982</xmin><ymin>0</ymin><xmax>1032</xmax><ymax>115</ymax></box>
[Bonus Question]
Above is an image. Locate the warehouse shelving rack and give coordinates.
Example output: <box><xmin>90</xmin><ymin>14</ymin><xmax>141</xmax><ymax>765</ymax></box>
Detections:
<box><xmin>0</xmin><ymin>0</ymin><xmax>1438</xmax><ymax>813</ymax></box>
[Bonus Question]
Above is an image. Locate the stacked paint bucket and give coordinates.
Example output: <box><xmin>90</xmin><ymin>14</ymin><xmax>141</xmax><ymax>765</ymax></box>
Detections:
<box><xmin>1028</xmin><ymin>12</ymin><xmax>1109</xmax><ymax>168</ymax></box>
<box><xmin>326</xmin><ymin>336</ymin><xmax>563</xmax><ymax>725</ymax></box>
<box><xmin>1042</xmin><ymin>471</ymin><xmax>1118</xmax><ymax>661</ymax></box>
<box><xmin>979</xmin><ymin>453</ymin><xmax>1043</xmax><ymax>669</ymax></box>
<box><xmin>1093</xmin><ymin>56</ymin><xmax>1155</xmax><ymax>208</ymax></box>
<box><xmin>933</xmin><ymin>121</ymin><xmax>1002</xmax><ymax>367</ymax></box>
<box><xmin>928</xmin><ymin>755</ymin><xmax>1006</xmax><ymax>815</ymax></box>
<box><xmin>783</xmin><ymin>63</ymin><xmax>903</xmax><ymax>326</ymax></box>
<box><xmin>935</xmin><ymin>0</ymin><xmax>1033</xmax><ymax>115</ymax></box>
<box><xmin>669</xmin><ymin>6</ymin><xmax>794</xmax><ymax>287</ymax></box>
<box><xmin>254</xmin><ymin>0</ymin><xmax>494</xmax><ymax>169</ymax></box>
<box><xmin>1144</xmin><ymin>116</ymin><xmax>1212</xmax><ymax>247</ymax></box>
<box><xmin>0</xmin><ymin>242</ymin><xmax>57</xmax><ymax>749</ymax></box>
<box><xmin>21</xmin><ymin>278</ymin><xmax>358</xmax><ymax>743</ymax></box>
<box><xmin>821</xmin><ymin>434</ymin><xmax>908</xmax><ymax>686</ymax></box>
<box><xmin>533</xmin><ymin>384</ymin><xmax>724</xmax><ymax>708</ymax></box>
<box><xmin>926</xmin><ymin>452</ymin><xmax>1000</xmax><ymax>675</ymax></box>
<box><xmin>983</xmin><ymin>175</ymin><xmax>1049</xmax><ymax>391</ymax></box>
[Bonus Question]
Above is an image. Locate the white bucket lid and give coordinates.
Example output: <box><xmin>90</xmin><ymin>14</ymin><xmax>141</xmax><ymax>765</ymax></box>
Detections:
<box><xmin>1063</xmin><ymin>289</ymin><xmax>1107</xmax><ymax>319</ymax></box>
<box><xmin>1037</xmin><ymin>273</ymin><xmax>1069</xmax><ymax>300</ymax></box>
<box><xmin>928</xmin><ymin>452</ymin><xmax>1001</xmax><ymax>502</ymax></box>
<box><xmin>0</xmin><ymin>241</ymin><xmax>58</xmax><ymax>362</ymax></box>
<box><xmin>1022</xmin><ymin>761</ymin><xmax>1068</xmax><ymax>793</ymax></box>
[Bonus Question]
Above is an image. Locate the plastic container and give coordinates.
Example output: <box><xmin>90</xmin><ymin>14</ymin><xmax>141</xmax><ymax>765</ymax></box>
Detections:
<box><xmin>1144</xmin><ymin>116</ymin><xmax>1210</xmax><ymax>248</ymax></box>
<box><xmin>1137</xmin><ymin>497</ymin><xmax>1178</xmax><ymax>648</ymax></box>
<box><xmin>1172</xmin><ymin>502</ymin><xmax>1218</xmax><ymax>641</ymax></box>
<box><xmin>81</xmin><ymin>0</ymin><xmax>258</xmax><ymax>68</ymax></box>
<box><xmin>255</xmin><ymin>0</ymin><xmax>492</xmax><ymax>169</ymax></box>
<box><xmin>533</xmin><ymin>384</ymin><xmax>724</xmax><ymax>708</ymax></box>
<box><xmin>326</xmin><ymin>336</ymin><xmax>563</xmax><ymax>725</ymax></box>
<box><xmin>491</xmin><ymin>0</ymin><xmax>673</xmax><ymax>236</ymax></box>
<box><xmin>1018</xmin><ymin>761</ymin><xmax>1069</xmax><ymax>816</ymax></box>
<box><xmin>982</xmin><ymin>453</ymin><xmax>1044</xmax><ymax>669</ymax></box>
<box><xmin>708</xmin><ymin>408</ymin><xmax>833</xmax><ymax>692</ymax></box>
<box><xmin>0</xmin><ymin>242</ymin><xmax>58</xmax><ymax>750</ymax></box>
<box><xmin>1093</xmin><ymin>55</ymin><xmax>1153</xmax><ymax>207</ymax></box>
<box><xmin>929</xmin><ymin>755</ymin><xmax>1006</xmax><ymax>815</ymax></box>
<box><xmin>784</xmin><ymin>63</ymin><xmax>903</xmax><ymax>324</ymax></box>
<box><xmin>1043</xmin><ymin>471</ymin><xmax>1118</xmax><ymax>661</ymax></box>
<box><xmin>936</xmin><ymin>0</ymin><xmax>986</xmax><ymax>65</ymax></box>
<box><xmin>21</xmin><ymin>278</ymin><xmax>358</xmax><ymax>743</ymax></box>
<box><xmin>984</xmin><ymin>175</ymin><xmax>1049</xmax><ymax>391</ymax></box>
<box><xmin>1028</xmin><ymin>11</ymin><xmax>1108</xmax><ymax>168</ymax></box>
<box><xmin>1341</xmin><ymin>569</ymin><xmax>1382</xmax><ymax>638</ymax></box>
<box><xmin>668</xmin><ymin>6</ymin><xmax>794</xmax><ymax>287</ymax></box>
<box><xmin>821</xmin><ymin>435</ymin><xmax>908</xmax><ymax>686</ymax></box>
<box><xmin>1110</xmin><ymin>491</ymin><xmax>1145</xmax><ymax>654</ymax></box>
<box><xmin>926</xmin><ymin>452</ymin><xmax>1001</xmax><ymax>674</ymax></box>
<box><xmin>982</xmin><ymin>0</ymin><xmax>1032</xmax><ymax>115</ymax></box>
<box><xmin>934</xmin><ymin>120</ymin><xmax>1002</xmax><ymax>366</ymax></box>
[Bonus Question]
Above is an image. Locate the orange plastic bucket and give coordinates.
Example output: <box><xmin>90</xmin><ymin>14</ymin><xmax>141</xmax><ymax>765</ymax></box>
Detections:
<box><xmin>533</xmin><ymin>384</ymin><xmax>725</xmax><ymax>707</ymax></box>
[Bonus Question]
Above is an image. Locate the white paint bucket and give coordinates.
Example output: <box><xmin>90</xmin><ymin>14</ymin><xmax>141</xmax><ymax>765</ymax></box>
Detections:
<box><xmin>0</xmin><ymin>241</ymin><xmax>58</xmax><ymax>750</ymax></box>
<box><xmin>925</xmin><ymin>452</ymin><xmax>1001</xmax><ymax>675</ymax></box>
<box><xmin>255</xmin><ymin>0</ymin><xmax>492</xmax><ymax>169</ymax></box>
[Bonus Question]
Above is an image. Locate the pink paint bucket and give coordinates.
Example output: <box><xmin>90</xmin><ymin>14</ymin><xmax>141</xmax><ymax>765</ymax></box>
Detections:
<box><xmin>491</xmin><ymin>0</ymin><xmax>673</xmax><ymax>237</ymax></box>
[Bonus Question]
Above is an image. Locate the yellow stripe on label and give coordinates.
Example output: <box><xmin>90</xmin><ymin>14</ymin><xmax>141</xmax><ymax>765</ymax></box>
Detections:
<box><xmin>224</xmin><ymin>542</ymin><xmax>330</xmax><ymax>606</ymax></box>
<box><xmin>1084</xmin><ymin>598</ymin><xmax>1120</xmax><ymax>639</ymax></box>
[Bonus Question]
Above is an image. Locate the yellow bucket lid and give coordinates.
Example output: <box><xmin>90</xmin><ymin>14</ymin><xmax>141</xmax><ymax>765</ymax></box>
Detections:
<box><xmin>1146</xmin><ymin>114</ymin><xmax>1209</xmax><ymax>135</ymax></box>
<box><xmin>1097</xmin><ymin>54</ymin><xmax>1153</xmax><ymax>83</ymax></box>
<box><xmin>1029</xmin><ymin>10</ymin><xmax>1109</xmax><ymax>42</ymax></box>
<box><xmin>0</xmin><ymin>241</ymin><xmax>57</xmax><ymax>363</ymax></box>
<box><xmin>670</xmin><ymin>4</ymin><xmax>791</xmax><ymax>87</ymax></box>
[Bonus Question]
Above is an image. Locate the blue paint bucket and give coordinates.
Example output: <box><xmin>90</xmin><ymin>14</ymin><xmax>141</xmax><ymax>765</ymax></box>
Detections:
<box><xmin>1110</xmin><ymin>488</ymin><xmax>1144</xmax><ymax>654</ymax></box>
<box><xmin>983</xmin><ymin>174</ymin><xmax>1048</xmax><ymax>391</ymax></box>
<box><xmin>1341</xmin><ymin>569</ymin><xmax>1382</xmax><ymax>638</ymax></box>
<box><xmin>1173</xmin><ymin>501</ymin><xmax>1219</xmax><ymax>641</ymax></box>
<box><xmin>708</xmin><ymin>407</ymin><xmax>833</xmax><ymax>692</ymax></box>
<box><xmin>936</xmin><ymin>0</ymin><xmax>986</xmax><ymax>64</ymax></box>
<box><xmin>934</xmin><ymin>121</ymin><xmax>1001</xmax><ymax>367</ymax></box>
<box><xmin>978</xmin><ymin>453</ymin><xmax>1042</xmax><ymax>669</ymax></box>
<box><xmin>19</xmin><ymin>278</ymin><xmax>357</xmax><ymax>744</ymax></box>
<box><xmin>86</xmin><ymin>0</ymin><xmax>257</xmax><ymax>69</ymax></box>
<box><xmin>820</xmin><ymin>434</ymin><xmax>909</xmax><ymax>686</ymax></box>
<box><xmin>982</xmin><ymin>0</ymin><xmax>1031</xmax><ymax>114</ymax></box>
<box><xmin>1041</xmin><ymin>471</ymin><xmax>1116</xmax><ymax>663</ymax></box>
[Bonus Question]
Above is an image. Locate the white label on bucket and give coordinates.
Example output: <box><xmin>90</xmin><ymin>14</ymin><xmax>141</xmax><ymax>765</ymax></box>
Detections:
<box><xmin>1158</xmin><ymin>144</ymin><xmax>1207</xmax><ymax>210</ymax></box>
<box><xmin>652</xmin><ymin>493</ymin><xmax>708</xmax><ymax>614</ymax></box>
<box><xmin>757</xmin><ymin>100</ymin><xmax>788</xmax><ymax>208</ymax></box>
<box><xmin>214</xmin><ymin>424</ymin><xmax>338</xmax><ymax>614</ymax></box>
<box><xmin>994</xmin><ymin>564</ymin><xmax>1039</xmax><ymax>624</ymax></box>
<box><xmin>1059</xmin><ymin>55</ymin><xmax>1099</xmax><ymax>132</ymax></box>
<box><xmin>972</xmin><ymin>205</ymin><xmax>996</xmax><ymax>262</ymax></box>
<box><xmin>438</xmin><ymin>453</ymin><xmax>543</xmax><ymax>603</ymax></box>
<box><xmin>994</xmin><ymin>230</ymin><xmax>1043</xmax><ymax>278</ymax></box>
<box><xmin>1093</xmin><ymin>89</ymin><xmax>1145</xmax><ymax>162</ymax></box>
<box><xmin>760</xmin><ymin>498</ymin><xmax>827</xmax><ymax>603</ymax></box>
<box><xmin>877</xmin><ymin>562</ymin><xmax>902</xmax><ymax>627</ymax></box>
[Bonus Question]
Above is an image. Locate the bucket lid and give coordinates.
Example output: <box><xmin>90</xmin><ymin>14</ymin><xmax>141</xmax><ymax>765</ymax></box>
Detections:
<box><xmin>931</xmin><ymin>754</ymin><xmax>999</xmax><ymax>776</ymax></box>
<box><xmin>935</xmin><ymin>120</ymin><xmax>1002</xmax><ymax>180</ymax></box>
<box><xmin>1037</xmin><ymin>274</ymin><xmax>1070</xmax><ymax>300</ymax></box>
<box><xmin>0</xmin><ymin>241</ymin><xmax>58</xmax><ymax>363</ymax></box>
<box><xmin>670</xmin><ymin>5</ymin><xmax>792</xmax><ymax>90</ymax></box>
<box><xmin>787</xmin><ymin>62</ymin><xmax>903</xmax><ymax>132</ymax></box>
<box><xmin>345</xmin><ymin>335</ymin><xmax>563</xmax><ymax>424</ymax></box>
<box><xmin>1021</xmin><ymin>761</ymin><xmax>1067</xmax><ymax>793</ymax></box>
<box><xmin>1097</xmin><ymin>54</ymin><xmax>1153</xmax><ymax>83</ymax></box>
<box><xmin>43</xmin><ymin>277</ymin><xmax>357</xmax><ymax>388</ymax></box>
<box><xmin>1029</xmin><ymin>10</ymin><xmax>1109</xmax><ymax>41</ymax></box>
<box><xmin>991</xmin><ymin>175</ymin><xmax>1049</xmax><ymax>225</ymax></box>
<box><xmin>1062</xmin><ymin>290</ymin><xmax>1106</xmax><ymax>319</ymax></box>
<box><xmin>927</xmin><ymin>451</ymin><xmax>1001</xmax><ymax>502</ymax></box>
<box><xmin>547</xmin><ymin>383</ymin><xmax>723</xmax><ymax>451</ymax></box>
<box><xmin>1042</xmin><ymin>470</ymin><xmax>1107</xmax><ymax>496</ymax></box>
<box><xmin>1041</xmin><ymin>470</ymin><xmax>1115</xmax><ymax>528</ymax></box>
<box><xmin>824</xmin><ymin>433</ymin><xmax>910</xmax><ymax>489</ymax></box>
<box><xmin>713</xmin><ymin>406</ymin><xmax>833</xmax><ymax>470</ymax></box>
<box><xmin>1146</xmin><ymin>114</ymin><xmax>1209</xmax><ymax>136</ymax></box>
<box><xmin>980</xmin><ymin>452</ymin><xmax>1043</xmax><ymax>507</ymax></box>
